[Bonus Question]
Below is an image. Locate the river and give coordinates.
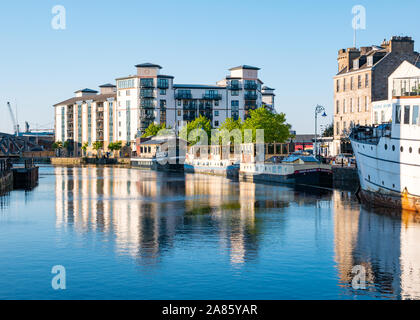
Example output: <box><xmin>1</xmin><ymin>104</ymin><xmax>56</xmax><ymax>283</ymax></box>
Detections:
<box><xmin>0</xmin><ymin>165</ymin><xmax>419</xmax><ymax>300</ymax></box>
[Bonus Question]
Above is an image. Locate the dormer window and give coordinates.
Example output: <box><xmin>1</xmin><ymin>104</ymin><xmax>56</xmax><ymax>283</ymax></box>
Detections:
<box><xmin>353</xmin><ymin>60</ymin><xmax>359</xmax><ymax>70</ymax></box>
<box><xmin>367</xmin><ymin>56</ymin><xmax>374</xmax><ymax>67</ymax></box>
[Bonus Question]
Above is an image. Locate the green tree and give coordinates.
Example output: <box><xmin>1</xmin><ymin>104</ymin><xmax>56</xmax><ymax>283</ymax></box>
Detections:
<box><xmin>216</xmin><ymin>118</ymin><xmax>243</xmax><ymax>145</ymax></box>
<box><xmin>322</xmin><ymin>123</ymin><xmax>334</xmax><ymax>137</ymax></box>
<box><xmin>179</xmin><ymin>115</ymin><xmax>212</xmax><ymax>145</ymax></box>
<box><xmin>243</xmin><ymin>107</ymin><xmax>292</xmax><ymax>143</ymax></box>
<box><xmin>81</xmin><ymin>142</ymin><xmax>89</xmax><ymax>156</ymax></box>
<box><xmin>142</xmin><ymin>123</ymin><xmax>171</xmax><ymax>138</ymax></box>
<box><xmin>108</xmin><ymin>141</ymin><xmax>122</xmax><ymax>152</ymax></box>
<box><xmin>92</xmin><ymin>141</ymin><xmax>104</xmax><ymax>156</ymax></box>
<box><xmin>52</xmin><ymin>141</ymin><xmax>63</xmax><ymax>150</ymax></box>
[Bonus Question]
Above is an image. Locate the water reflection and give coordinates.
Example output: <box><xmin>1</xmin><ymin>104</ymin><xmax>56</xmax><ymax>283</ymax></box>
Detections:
<box><xmin>334</xmin><ymin>191</ymin><xmax>420</xmax><ymax>299</ymax></box>
<box><xmin>53</xmin><ymin>166</ymin><xmax>420</xmax><ymax>299</ymax></box>
<box><xmin>55</xmin><ymin>167</ymin><xmax>331</xmax><ymax>268</ymax></box>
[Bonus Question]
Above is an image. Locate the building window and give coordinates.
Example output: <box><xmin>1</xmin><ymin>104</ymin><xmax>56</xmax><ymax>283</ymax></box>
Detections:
<box><xmin>215</xmin><ymin>121</ymin><xmax>219</xmax><ymax>127</ymax></box>
<box><xmin>126</xmin><ymin>101</ymin><xmax>130</xmax><ymax>108</ymax></box>
<box><xmin>365</xmin><ymin>96</ymin><xmax>369</xmax><ymax>111</ymax></box>
<box><xmin>343</xmin><ymin>100</ymin><xmax>346</xmax><ymax>113</ymax></box>
<box><xmin>343</xmin><ymin>78</ymin><xmax>346</xmax><ymax>91</ymax></box>
<box><xmin>358</xmin><ymin>97</ymin><xmax>361</xmax><ymax>112</ymax></box>
<box><xmin>395</xmin><ymin>105</ymin><xmax>401</xmax><ymax>124</ymax></box>
<box><xmin>215</xmin><ymin>110</ymin><xmax>219</xmax><ymax>116</ymax></box>
<box><xmin>336</xmin><ymin>100</ymin><xmax>340</xmax><ymax>114</ymax></box>
<box><xmin>404</xmin><ymin>105</ymin><xmax>411</xmax><ymax>124</ymax></box>
<box><xmin>336</xmin><ymin>122</ymin><xmax>340</xmax><ymax>135</ymax></box>
<box><xmin>126</xmin><ymin>90</ymin><xmax>130</xmax><ymax>96</ymax></box>
<box><xmin>365</xmin><ymin>74</ymin><xmax>369</xmax><ymax>88</ymax></box>
<box><xmin>413</xmin><ymin>105</ymin><xmax>419</xmax><ymax>125</ymax></box>
<box><xmin>336</xmin><ymin>80</ymin><xmax>340</xmax><ymax>92</ymax></box>
<box><xmin>232</xmin><ymin>90</ymin><xmax>239</xmax><ymax>96</ymax></box>
<box><xmin>215</xmin><ymin>100</ymin><xmax>219</xmax><ymax>106</ymax></box>
<box><xmin>350</xmin><ymin>77</ymin><xmax>354</xmax><ymax>90</ymax></box>
<box><xmin>177</xmin><ymin>100</ymin><xmax>181</xmax><ymax>106</ymax></box>
<box><xmin>358</xmin><ymin>75</ymin><xmax>362</xmax><ymax>89</ymax></box>
<box><xmin>374</xmin><ymin>111</ymin><xmax>378</xmax><ymax>124</ymax></box>
<box><xmin>177</xmin><ymin>110</ymin><xmax>181</xmax><ymax>116</ymax></box>
<box><xmin>160</xmin><ymin>89</ymin><xmax>166</xmax><ymax>95</ymax></box>
<box><xmin>350</xmin><ymin>98</ymin><xmax>353</xmax><ymax>113</ymax></box>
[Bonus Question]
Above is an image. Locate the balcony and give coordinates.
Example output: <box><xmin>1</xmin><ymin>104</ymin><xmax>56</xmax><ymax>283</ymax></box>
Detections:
<box><xmin>175</xmin><ymin>92</ymin><xmax>192</xmax><ymax>99</ymax></box>
<box><xmin>392</xmin><ymin>77</ymin><xmax>420</xmax><ymax>97</ymax></box>
<box><xmin>157</xmin><ymin>81</ymin><xmax>169</xmax><ymax>89</ymax></box>
<box><xmin>228</xmin><ymin>83</ymin><xmax>242</xmax><ymax>90</ymax></box>
<box><xmin>183</xmin><ymin>112</ymin><xmax>196</xmax><ymax>121</ymax></box>
<box><xmin>141</xmin><ymin>113</ymin><xmax>155</xmax><ymax>120</ymax></box>
<box><xmin>244</xmin><ymin>82</ymin><xmax>258</xmax><ymax>90</ymax></box>
<box><xmin>245</xmin><ymin>102</ymin><xmax>257</xmax><ymax>110</ymax></box>
<box><xmin>244</xmin><ymin>92</ymin><xmax>258</xmax><ymax>100</ymax></box>
<box><xmin>140</xmin><ymin>90</ymin><xmax>155</xmax><ymax>98</ymax></box>
<box><xmin>183</xmin><ymin>103</ymin><xmax>197</xmax><ymax>110</ymax></box>
<box><xmin>140</xmin><ymin>80</ymin><xmax>155</xmax><ymax>88</ymax></box>
<box><xmin>203</xmin><ymin>93</ymin><xmax>222</xmax><ymax>100</ymax></box>
<box><xmin>141</xmin><ymin>101</ymin><xmax>155</xmax><ymax>109</ymax></box>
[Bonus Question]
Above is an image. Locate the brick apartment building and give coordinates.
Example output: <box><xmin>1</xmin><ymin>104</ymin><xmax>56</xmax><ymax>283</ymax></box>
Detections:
<box><xmin>333</xmin><ymin>36</ymin><xmax>419</xmax><ymax>155</ymax></box>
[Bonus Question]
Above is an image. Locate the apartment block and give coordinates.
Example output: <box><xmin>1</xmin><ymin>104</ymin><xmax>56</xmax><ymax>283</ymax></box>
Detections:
<box><xmin>333</xmin><ymin>36</ymin><xmax>418</xmax><ymax>155</ymax></box>
<box><xmin>54</xmin><ymin>63</ymin><xmax>275</xmax><ymax>153</ymax></box>
<box><xmin>54</xmin><ymin>84</ymin><xmax>116</xmax><ymax>156</ymax></box>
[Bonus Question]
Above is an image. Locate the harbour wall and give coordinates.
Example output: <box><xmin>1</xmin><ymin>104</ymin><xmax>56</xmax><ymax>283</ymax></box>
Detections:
<box><xmin>0</xmin><ymin>171</ymin><xmax>13</xmax><ymax>194</ymax></box>
<box><xmin>332</xmin><ymin>166</ymin><xmax>359</xmax><ymax>191</ymax></box>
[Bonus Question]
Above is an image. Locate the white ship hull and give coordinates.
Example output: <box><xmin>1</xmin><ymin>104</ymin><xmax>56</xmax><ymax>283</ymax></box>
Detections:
<box><xmin>350</xmin><ymin>117</ymin><xmax>420</xmax><ymax>212</ymax></box>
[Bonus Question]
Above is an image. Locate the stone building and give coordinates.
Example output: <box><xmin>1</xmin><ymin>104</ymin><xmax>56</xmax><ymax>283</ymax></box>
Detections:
<box><xmin>333</xmin><ymin>36</ymin><xmax>419</xmax><ymax>155</ymax></box>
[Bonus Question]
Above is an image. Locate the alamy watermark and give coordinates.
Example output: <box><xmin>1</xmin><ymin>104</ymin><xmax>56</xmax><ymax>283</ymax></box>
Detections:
<box><xmin>351</xmin><ymin>265</ymin><xmax>366</xmax><ymax>290</ymax></box>
<box><xmin>51</xmin><ymin>265</ymin><xmax>66</xmax><ymax>290</ymax></box>
<box><xmin>352</xmin><ymin>5</ymin><xmax>366</xmax><ymax>31</ymax></box>
<box><xmin>51</xmin><ymin>5</ymin><xmax>66</xmax><ymax>30</ymax></box>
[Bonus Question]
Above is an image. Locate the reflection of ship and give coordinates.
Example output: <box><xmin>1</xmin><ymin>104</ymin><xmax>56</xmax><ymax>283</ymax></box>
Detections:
<box><xmin>334</xmin><ymin>195</ymin><xmax>420</xmax><ymax>299</ymax></box>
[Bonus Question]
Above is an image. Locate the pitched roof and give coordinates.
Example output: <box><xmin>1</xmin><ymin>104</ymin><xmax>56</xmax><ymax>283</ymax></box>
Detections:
<box><xmin>99</xmin><ymin>83</ymin><xmax>116</xmax><ymax>88</ymax></box>
<box><xmin>135</xmin><ymin>63</ymin><xmax>162</xmax><ymax>69</ymax></box>
<box><xmin>229</xmin><ymin>65</ymin><xmax>260</xmax><ymax>71</ymax></box>
<box><xmin>74</xmin><ymin>88</ymin><xmax>98</xmax><ymax>94</ymax></box>
<box><xmin>53</xmin><ymin>93</ymin><xmax>116</xmax><ymax>107</ymax></box>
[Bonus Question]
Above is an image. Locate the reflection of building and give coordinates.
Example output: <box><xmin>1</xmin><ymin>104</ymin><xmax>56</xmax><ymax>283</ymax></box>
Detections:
<box><xmin>334</xmin><ymin>196</ymin><xmax>420</xmax><ymax>299</ymax></box>
<box><xmin>333</xmin><ymin>190</ymin><xmax>361</xmax><ymax>285</ymax></box>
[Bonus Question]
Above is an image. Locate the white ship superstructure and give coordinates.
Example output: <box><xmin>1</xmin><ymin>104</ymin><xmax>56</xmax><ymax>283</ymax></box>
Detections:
<box><xmin>350</xmin><ymin>61</ymin><xmax>420</xmax><ymax>211</ymax></box>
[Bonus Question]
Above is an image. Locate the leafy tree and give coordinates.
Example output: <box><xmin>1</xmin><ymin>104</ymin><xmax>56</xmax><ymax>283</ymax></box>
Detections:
<box><xmin>108</xmin><ymin>141</ymin><xmax>122</xmax><ymax>152</ymax></box>
<box><xmin>142</xmin><ymin>123</ymin><xmax>171</xmax><ymax>138</ymax></box>
<box><xmin>322</xmin><ymin>123</ymin><xmax>334</xmax><ymax>137</ymax></box>
<box><xmin>243</xmin><ymin>107</ymin><xmax>292</xmax><ymax>143</ymax></box>
<box><xmin>179</xmin><ymin>115</ymin><xmax>212</xmax><ymax>145</ymax></box>
<box><xmin>216</xmin><ymin>118</ymin><xmax>243</xmax><ymax>145</ymax></box>
<box><xmin>92</xmin><ymin>141</ymin><xmax>104</xmax><ymax>151</ymax></box>
<box><xmin>52</xmin><ymin>141</ymin><xmax>63</xmax><ymax>150</ymax></box>
<box><xmin>81</xmin><ymin>142</ymin><xmax>89</xmax><ymax>156</ymax></box>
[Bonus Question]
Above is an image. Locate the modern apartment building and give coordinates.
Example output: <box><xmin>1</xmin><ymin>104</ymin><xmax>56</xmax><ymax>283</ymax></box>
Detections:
<box><xmin>54</xmin><ymin>63</ymin><xmax>275</xmax><ymax>153</ymax></box>
<box><xmin>333</xmin><ymin>36</ymin><xmax>418</xmax><ymax>155</ymax></box>
<box><xmin>54</xmin><ymin>84</ymin><xmax>116</xmax><ymax>156</ymax></box>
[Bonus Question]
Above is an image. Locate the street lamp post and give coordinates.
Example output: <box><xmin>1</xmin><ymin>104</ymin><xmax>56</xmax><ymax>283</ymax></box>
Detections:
<box><xmin>314</xmin><ymin>105</ymin><xmax>327</xmax><ymax>157</ymax></box>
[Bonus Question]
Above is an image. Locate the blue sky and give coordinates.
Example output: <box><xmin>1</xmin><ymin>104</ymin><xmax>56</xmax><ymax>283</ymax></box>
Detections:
<box><xmin>0</xmin><ymin>0</ymin><xmax>419</xmax><ymax>134</ymax></box>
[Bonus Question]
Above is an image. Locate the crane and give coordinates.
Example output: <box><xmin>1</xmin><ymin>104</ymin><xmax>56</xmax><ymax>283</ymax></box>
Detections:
<box><xmin>6</xmin><ymin>102</ymin><xmax>19</xmax><ymax>136</ymax></box>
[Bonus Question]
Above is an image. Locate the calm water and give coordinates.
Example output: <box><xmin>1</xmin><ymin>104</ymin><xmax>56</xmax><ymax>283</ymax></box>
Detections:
<box><xmin>0</xmin><ymin>165</ymin><xmax>419</xmax><ymax>300</ymax></box>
